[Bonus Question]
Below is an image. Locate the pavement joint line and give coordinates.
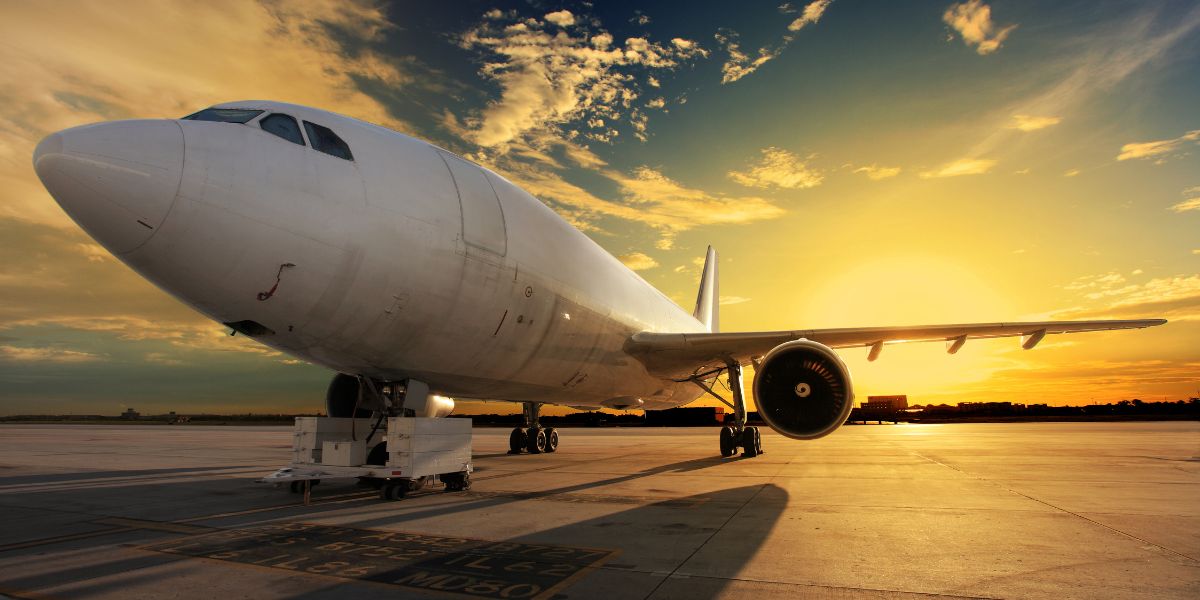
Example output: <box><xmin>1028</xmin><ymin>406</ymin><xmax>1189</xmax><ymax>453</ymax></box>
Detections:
<box><xmin>639</xmin><ymin>483</ymin><xmax>769</xmax><ymax>600</ymax></box>
<box><xmin>910</xmin><ymin>450</ymin><xmax>1200</xmax><ymax>564</ymax></box>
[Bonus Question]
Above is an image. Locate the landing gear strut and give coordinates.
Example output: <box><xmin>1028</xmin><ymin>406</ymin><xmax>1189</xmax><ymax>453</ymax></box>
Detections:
<box><xmin>693</xmin><ymin>361</ymin><xmax>762</xmax><ymax>458</ymax></box>
<box><xmin>508</xmin><ymin>402</ymin><xmax>558</xmax><ymax>454</ymax></box>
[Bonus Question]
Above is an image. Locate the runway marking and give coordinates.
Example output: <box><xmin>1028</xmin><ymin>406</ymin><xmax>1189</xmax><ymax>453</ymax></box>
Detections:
<box><xmin>144</xmin><ymin>521</ymin><xmax>617</xmax><ymax>600</ymax></box>
<box><xmin>92</xmin><ymin>517</ymin><xmax>214</xmax><ymax>534</ymax></box>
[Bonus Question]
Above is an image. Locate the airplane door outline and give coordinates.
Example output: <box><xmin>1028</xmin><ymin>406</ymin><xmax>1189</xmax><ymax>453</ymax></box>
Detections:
<box><xmin>438</xmin><ymin>151</ymin><xmax>507</xmax><ymax>257</ymax></box>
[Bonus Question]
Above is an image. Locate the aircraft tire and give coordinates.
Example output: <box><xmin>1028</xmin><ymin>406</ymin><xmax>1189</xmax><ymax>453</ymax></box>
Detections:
<box><xmin>508</xmin><ymin>427</ymin><xmax>527</xmax><ymax>454</ymax></box>
<box><xmin>719</xmin><ymin>426</ymin><xmax>737</xmax><ymax>457</ymax></box>
<box><xmin>741</xmin><ymin>427</ymin><xmax>760</xmax><ymax>458</ymax></box>
<box><xmin>544</xmin><ymin>427</ymin><xmax>559</xmax><ymax>452</ymax></box>
<box><xmin>527</xmin><ymin>427</ymin><xmax>547</xmax><ymax>454</ymax></box>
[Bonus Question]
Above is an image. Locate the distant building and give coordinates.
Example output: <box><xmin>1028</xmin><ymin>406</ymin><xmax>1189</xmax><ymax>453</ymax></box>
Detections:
<box><xmin>863</xmin><ymin>395</ymin><xmax>908</xmax><ymax>411</ymax></box>
<box><xmin>120</xmin><ymin>408</ymin><xmax>140</xmax><ymax>420</ymax></box>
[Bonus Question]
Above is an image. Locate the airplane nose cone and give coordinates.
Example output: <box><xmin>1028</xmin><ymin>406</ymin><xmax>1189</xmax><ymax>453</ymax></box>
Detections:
<box><xmin>33</xmin><ymin>120</ymin><xmax>184</xmax><ymax>254</ymax></box>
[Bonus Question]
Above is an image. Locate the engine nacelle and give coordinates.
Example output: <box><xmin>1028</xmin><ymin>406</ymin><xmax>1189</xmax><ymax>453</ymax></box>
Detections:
<box><xmin>325</xmin><ymin>373</ymin><xmax>377</xmax><ymax>418</ymax></box>
<box><xmin>326</xmin><ymin>374</ymin><xmax>455</xmax><ymax>418</ymax></box>
<box><xmin>752</xmin><ymin>340</ymin><xmax>854</xmax><ymax>440</ymax></box>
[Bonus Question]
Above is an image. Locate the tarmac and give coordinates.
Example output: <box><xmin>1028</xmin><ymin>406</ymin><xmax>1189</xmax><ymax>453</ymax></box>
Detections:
<box><xmin>0</xmin><ymin>421</ymin><xmax>1196</xmax><ymax>599</ymax></box>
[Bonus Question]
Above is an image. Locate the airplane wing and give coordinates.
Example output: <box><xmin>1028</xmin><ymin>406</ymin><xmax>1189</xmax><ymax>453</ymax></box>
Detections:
<box><xmin>626</xmin><ymin>319</ymin><xmax>1167</xmax><ymax>379</ymax></box>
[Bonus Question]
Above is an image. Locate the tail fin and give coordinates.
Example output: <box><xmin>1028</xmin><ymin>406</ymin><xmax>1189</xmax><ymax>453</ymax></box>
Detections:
<box><xmin>692</xmin><ymin>246</ymin><xmax>718</xmax><ymax>333</ymax></box>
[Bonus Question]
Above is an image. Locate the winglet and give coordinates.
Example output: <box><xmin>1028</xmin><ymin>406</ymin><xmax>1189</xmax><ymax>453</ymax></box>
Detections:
<box><xmin>693</xmin><ymin>246</ymin><xmax>718</xmax><ymax>333</ymax></box>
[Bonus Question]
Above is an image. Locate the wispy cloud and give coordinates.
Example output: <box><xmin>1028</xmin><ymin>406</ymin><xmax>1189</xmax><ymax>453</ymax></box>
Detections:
<box><xmin>0</xmin><ymin>344</ymin><xmax>101</xmax><ymax>363</ymax></box>
<box><xmin>485</xmin><ymin>149</ymin><xmax>786</xmax><ymax>249</ymax></box>
<box><xmin>1009</xmin><ymin>114</ymin><xmax>1061</xmax><ymax>132</ymax></box>
<box><xmin>458</xmin><ymin>10</ymin><xmax>704</xmax><ymax>148</ymax></box>
<box><xmin>719</xmin><ymin>296</ymin><xmax>752</xmax><ymax>305</ymax></box>
<box><xmin>788</xmin><ymin>0</ymin><xmax>833</xmax><ymax>31</ymax></box>
<box><xmin>728</xmin><ymin>147</ymin><xmax>823</xmax><ymax>189</ymax></box>
<box><xmin>853</xmin><ymin>165</ymin><xmax>902</xmax><ymax>180</ymax></box>
<box><xmin>714</xmin><ymin>29</ymin><xmax>784</xmax><ymax>84</ymax></box>
<box><xmin>716</xmin><ymin>0</ymin><xmax>834</xmax><ymax>84</ymax></box>
<box><xmin>618</xmin><ymin>252</ymin><xmax>658</xmax><ymax>271</ymax></box>
<box><xmin>1058</xmin><ymin>272</ymin><xmax>1200</xmax><ymax>321</ymax></box>
<box><xmin>1117</xmin><ymin>129</ymin><xmax>1200</xmax><ymax>161</ymax></box>
<box><xmin>943</xmin><ymin>0</ymin><xmax>1016</xmax><ymax>55</ymax></box>
<box><xmin>920</xmin><ymin>158</ymin><xmax>997</xmax><ymax>178</ymax></box>
<box><xmin>1170</xmin><ymin>198</ymin><xmax>1200</xmax><ymax>213</ymax></box>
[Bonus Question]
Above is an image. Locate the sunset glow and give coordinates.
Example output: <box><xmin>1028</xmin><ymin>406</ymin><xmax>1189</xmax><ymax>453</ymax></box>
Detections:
<box><xmin>1</xmin><ymin>0</ymin><xmax>1196</xmax><ymax>415</ymax></box>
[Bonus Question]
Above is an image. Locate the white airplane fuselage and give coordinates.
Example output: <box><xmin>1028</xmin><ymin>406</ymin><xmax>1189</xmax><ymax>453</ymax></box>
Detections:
<box><xmin>34</xmin><ymin>101</ymin><xmax>707</xmax><ymax>411</ymax></box>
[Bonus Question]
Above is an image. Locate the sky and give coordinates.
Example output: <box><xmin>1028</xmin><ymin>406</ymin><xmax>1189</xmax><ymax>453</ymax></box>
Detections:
<box><xmin>0</xmin><ymin>0</ymin><xmax>1197</xmax><ymax>416</ymax></box>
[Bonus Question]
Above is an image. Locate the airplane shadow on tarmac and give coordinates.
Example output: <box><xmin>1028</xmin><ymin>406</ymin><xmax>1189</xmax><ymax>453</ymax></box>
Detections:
<box><xmin>0</xmin><ymin>457</ymin><xmax>787</xmax><ymax>600</ymax></box>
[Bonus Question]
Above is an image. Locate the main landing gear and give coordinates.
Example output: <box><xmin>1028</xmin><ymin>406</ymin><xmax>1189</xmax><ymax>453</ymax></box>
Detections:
<box><xmin>508</xmin><ymin>402</ymin><xmax>559</xmax><ymax>454</ymax></box>
<box><xmin>693</xmin><ymin>361</ymin><xmax>763</xmax><ymax>458</ymax></box>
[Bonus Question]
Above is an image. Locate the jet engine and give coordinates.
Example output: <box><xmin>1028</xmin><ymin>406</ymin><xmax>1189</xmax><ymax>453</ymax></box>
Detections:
<box><xmin>325</xmin><ymin>373</ymin><xmax>378</xmax><ymax>418</ymax></box>
<box><xmin>752</xmin><ymin>340</ymin><xmax>854</xmax><ymax>439</ymax></box>
<box><xmin>325</xmin><ymin>374</ymin><xmax>455</xmax><ymax>418</ymax></box>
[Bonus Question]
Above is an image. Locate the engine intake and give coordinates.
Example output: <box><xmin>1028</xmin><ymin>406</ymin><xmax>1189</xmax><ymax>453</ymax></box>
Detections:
<box><xmin>752</xmin><ymin>340</ymin><xmax>854</xmax><ymax>439</ymax></box>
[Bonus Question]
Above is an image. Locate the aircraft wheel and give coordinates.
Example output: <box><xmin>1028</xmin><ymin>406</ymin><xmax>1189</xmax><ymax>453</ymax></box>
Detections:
<box><xmin>741</xmin><ymin>427</ymin><xmax>761</xmax><ymax>458</ymax></box>
<box><xmin>719</xmin><ymin>426</ymin><xmax>737</xmax><ymax>457</ymax></box>
<box><xmin>544</xmin><ymin>427</ymin><xmax>559</xmax><ymax>453</ymax></box>
<box><xmin>289</xmin><ymin>481</ymin><xmax>303</xmax><ymax>493</ymax></box>
<box><xmin>526</xmin><ymin>427</ymin><xmax>547</xmax><ymax>454</ymax></box>
<box><xmin>508</xmin><ymin>427</ymin><xmax>527</xmax><ymax>454</ymax></box>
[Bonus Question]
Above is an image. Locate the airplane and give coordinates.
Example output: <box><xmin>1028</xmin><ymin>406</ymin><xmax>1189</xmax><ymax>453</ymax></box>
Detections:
<box><xmin>32</xmin><ymin>100</ymin><xmax>1166</xmax><ymax>459</ymax></box>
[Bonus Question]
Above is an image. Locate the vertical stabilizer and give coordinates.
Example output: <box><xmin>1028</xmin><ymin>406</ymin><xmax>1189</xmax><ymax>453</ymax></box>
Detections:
<box><xmin>693</xmin><ymin>246</ymin><xmax>719</xmax><ymax>333</ymax></box>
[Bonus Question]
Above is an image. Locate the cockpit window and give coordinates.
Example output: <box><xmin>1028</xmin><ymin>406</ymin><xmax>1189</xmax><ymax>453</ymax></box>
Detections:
<box><xmin>181</xmin><ymin>108</ymin><xmax>263</xmax><ymax>123</ymax></box>
<box><xmin>302</xmin><ymin>121</ymin><xmax>354</xmax><ymax>161</ymax></box>
<box><xmin>259</xmin><ymin>113</ymin><xmax>304</xmax><ymax>146</ymax></box>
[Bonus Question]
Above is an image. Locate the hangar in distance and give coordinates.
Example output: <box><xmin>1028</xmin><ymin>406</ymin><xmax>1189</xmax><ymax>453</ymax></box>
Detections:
<box><xmin>32</xmin><ymin>101</ymin><xmax>1166</xmax><ymax>457</ymax></box>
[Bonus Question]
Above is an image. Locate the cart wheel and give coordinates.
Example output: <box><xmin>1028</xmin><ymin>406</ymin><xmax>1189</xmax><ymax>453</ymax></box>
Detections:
<box><xmin>380</xmin><ymin>482</ymin><xmax>406</xmax><ymax>501</ymax></box>
<box><xmin>459</xmin><ymin>471</ymin><xmax>471</xmax><ymax>491</ymax></box>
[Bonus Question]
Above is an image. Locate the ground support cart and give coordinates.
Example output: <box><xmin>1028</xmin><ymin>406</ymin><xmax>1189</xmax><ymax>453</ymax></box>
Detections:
<box><xmin>260</xmin><ymin>416</ymin><xmax>472</xmax><ymax>503</ymax></box>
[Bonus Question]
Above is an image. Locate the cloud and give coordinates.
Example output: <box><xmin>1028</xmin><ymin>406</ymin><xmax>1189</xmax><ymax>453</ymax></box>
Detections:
<box><xmin>1063</xmin><ymin>168</ymin><xmax>1081</xmax><ymax>177</ymax></box>
<box><xmin>0</xmin><ymin>344</ymin><xmax>101</xmax><ymax>363</ymax></box>
<box><xmin>719</xmin><ymin>296</ymin><xmax>752</xmax><ymax>305</ymax></box>
<box><xmin>788</xmin><ymin>0</ymin><xmax>833</xmax><ymax>31</ymax></box>
<box><xmin>920</xmin><ymin>158</ymin><xmax>997</xmax><ymax>178</ymax></box>
<box><xmin>543</xmin><ymin>10</ymin><xmax>575</xmax><ymax>27</ymax></box>
<box><xmin>1170</xmin><ymin>198</ymin><xmax>1200</xmax><ymax>213</ymax></box>
<box><xmin>728</xmin><ymin>147</ymin><xmax>823</xmax><ymax>190</ymax></box>
<box><xmin>943</xmin><ymin>0</ymin><xmax>1017</xmax><ymax>55</ymax></box>
<box><xmin>457</xmin><ymin>11</ymin><xmax>704</xmax><ymax>148</ymax></box>
<box><xmin>714</xmin><ymin>29</ymin><xmax>783</xmax><ymax>84</ymax></box>
<box><xmin>618</xmin><ymin>252</ymin><xmax>658</xmax><ymax>271</ymax></box>
<box><xmin>853</xmin><ymin>165</ymin><xmax>902</xmax><ymax>180</ymax></box>
<box><xmin>482</xmin><ymin>150</ymin><xmax>786</xmax><ymax>247</ymax></box>
<box><xmin>965</xmin><ymin>7</ymin><xmax>1200</xmax><ymax>159</ymax></box>
<box><xmin>1058</xmin><ymin>272</ymin><xmax>1200</xmax><ymax>321</ymax></box>
<box><xmin>1009</xmin><ymin>114</ymin><xmax>1062</xmax><ymax>132</ymax></box>
<box><xmin>0</xmin><ymin>0</ymin><xmax>414</xmax><ymax>228</ymax></box>
<box><xmin>1117</xmin><ymin>129</ymin><xmax>1200</xmax><ymax>161</ymax></box>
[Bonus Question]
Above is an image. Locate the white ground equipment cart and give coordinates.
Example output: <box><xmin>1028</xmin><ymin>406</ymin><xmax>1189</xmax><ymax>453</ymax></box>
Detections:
<box><xmin>261</xmin><ymin>416</ymin><xmax>472</xmax><ymax>502</ymax></box>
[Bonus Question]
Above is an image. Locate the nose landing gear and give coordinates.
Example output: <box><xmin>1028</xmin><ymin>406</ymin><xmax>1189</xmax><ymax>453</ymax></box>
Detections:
<box><xmin>508</xmin><ymin>402</ymin><xmax>559</xmax><ymax>454</ymax></box>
